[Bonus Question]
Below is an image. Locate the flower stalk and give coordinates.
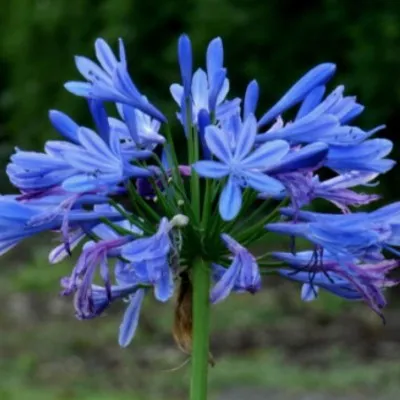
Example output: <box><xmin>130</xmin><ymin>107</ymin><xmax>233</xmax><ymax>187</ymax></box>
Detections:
<box><xmin>190</xmin><ymin>258</ymin><xmax>211</xmax><ymax>400</ymax></box>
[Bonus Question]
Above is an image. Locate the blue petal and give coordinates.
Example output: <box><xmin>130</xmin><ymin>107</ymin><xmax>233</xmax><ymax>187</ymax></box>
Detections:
<box><xmin>219</xmin><ymin>177</ymin><xmax>242</xmax><ymax>221</ymax></box>
<box><xmin>95</xmin><ymin>38</ymin><xmax>117</xmax><ymax>75</ymax></box>
<box><xmin>295</xmin><ymin>85</ymin><xmax>326</xmax><ymax>120</ymax></box>
<box><xmin>256</xmin><ymin>114</ymin><xmax>338</xmax><ymax>144</ymax></box>
<box><xmin>242</xmin><ymin>139</ymin><xmax>289</xmax><ymax>170</ymax></box>
<box><xmin>234</xmin><ymin>114</ymin><xmax>257</xmax><ymax>160</ymax></box>
<box><xmin>64</xmin><ymin>81</ymin><xmax>92</xmax><ymax>97</ymax></box>
<box><xmin>206</xmin><ymin>37</ymin><xmax>223</xmax><ymax>87</ymax></box>
<box><xmin>192</xmin><ymin>69</ymin><xmax>208</xmax><ymax>110</ymax></box>
<box><xmin>208</xmin><ymin>69</ymin><xmax>226</xmax><ymax>112</ymax></box>
<box><xmin>78</xmin><ymin>127</ymin><xmax>116</xmax><ymax>161</ymax></box>
<box><xmin>244</xmin><ymin>80</ymin><xmax>259</xmax><ymax>119</ymax></box>
<box><xmin>154</xmin><ymin>267</ymin><xmax>174</xmax><ymax>302</ymax></box>
<box><xmin>267</xmin><ymin>142</ymin><xmax>328</xmax><ymax>174</ymax></box>
<box><xmin>170</xmin><ymin>83</ymin><xmax>183</xmax><ymax>105</ymax></box>
<box><xmin>210</xmin><ymin>257</ymin><xmax>241</xmax><ymax>304</ymax></box>
<box><xmin>178</xmin><ymin>34</ymin><xmax>193</xmax><ymax>98</ymax></box>
<box><xmin>301</xmin><ymin>284</ymin><xmax>319</xmax><ymax>302</ymax></box>
<box><xmin>122</xmin><ymin>105</ymin><xmax>140</xmax><ymax>143</ymax></box>
<box><xmin>88</xmin><ymin>99</ymin><xmax>110</xmax><ymax>141</ymax></box>
<box><xmin>205</xmin><ymin>126</ymin><xmax>232</xmax><ymax>163</ymax></box>
<box><xmin>74</xmin><ymin>56</ymin><xmax>110</xmax><ymax>82</ymax></box>
<box><xmin>49</xmin><ymin>110</ymin><xmax>79</xmax><ymax>143</ymax></box>
<box><xmin>118</xmin><ymin>38</ymin><xmax>127</xmax><ymax>65</ymax></box>
<box><xmin>193</xmin><ymin>161</ymin><xmax>229</xmax><ymax>178</ymax></box>
<box><xmin>258</xmin><ymin>63</ymin><xmax>336</xmax><ymax>127</ymax></box>
<box><xmin>244</xmin><ymin>171</ymin><xmax>286</xmax><ymax>196</ymax></box>
<box><xmin>118</xmin><ymin>289</ymin><xmax>145</xmax><ymax>347</ymax></box>
<box><xmin>198</xmin><ymin>109</ymin><xmax>212</xmax><ymax>159</ymax></box>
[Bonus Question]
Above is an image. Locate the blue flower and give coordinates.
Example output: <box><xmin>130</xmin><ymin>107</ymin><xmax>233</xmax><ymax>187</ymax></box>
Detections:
<box><xmin>268</xmin><ymin>203</ymin><xmax>400</xmax><ymax>261</ymax></box>
<box><xmin>325</xmin><ymin>139</ymin><xmax>395</xmax><ymax>173</ymax></box>
<box><xmin>121</xmin><ymin>218</ymin><xmax>175</xmax><ymax>302</ymax></box>
<box><xmin>65</xmin><ymin>38</ymin><xmax>166</xmax><ymax>122</ymax></box>
<box><xmin>61</xmin><ymin>259</ymin><xmax>147</xmax><ymax>347</ymax></box>
<box><xmin>110</xmin><ymin>102</ymin><xmax>165</xmax><ymax>149</ymax></box>
<box><xmin>170</xmin><ymin>36</ymin><xmax>240</xmax><ymax>126</ymax></box>
<box><xmin>60</xmin><ymin>126</ymin><xmax>151</xmax><ymax>192</ymax></box>
<box><xmin>0</xmin><ymin>197</ymin><xmax>125</xmax><ymax>256</ymax></box>
<box><xmin>295</xmin><ymin>85</ymin><xmax>364</xmax><ymax>124</ymax></box>
<box><xmin>193</xmin><ymin>114</ymin><xmax>289</xmax><ymax>220</ymax></box>
<box><xmin>274</xmin><ymin>250</ymin><xmax>398</xmax><ymax>316</ymax></box>
<box><xmin>257</xmin><ymin>63</ymin><xmax>336</xmax><ymax>128</ymax></box>
<box><xmin>211</xmin><ymin>234</ymin><xmax>261</xmax><ymax>303</ymax></box>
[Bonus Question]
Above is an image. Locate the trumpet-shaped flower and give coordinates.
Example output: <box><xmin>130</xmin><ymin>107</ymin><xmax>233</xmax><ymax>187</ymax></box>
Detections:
<box><xmin>211</xmin><ymin>234</ymin><xmax>261</xmax><ymax>303</ymax></box>
<box><xmin>193</xmin><ymin>114</ymin><xmax>289</xmax><ymax>220</ymax></box>
<box><xmin>65</xmin><ymin>38</ymin><xmax>165</xmax><ymax>122</ymax></box>
<box><xmin>274</xmin><ymin>251</ymin><xmax>398</xmax><ymax>316</ymax></box>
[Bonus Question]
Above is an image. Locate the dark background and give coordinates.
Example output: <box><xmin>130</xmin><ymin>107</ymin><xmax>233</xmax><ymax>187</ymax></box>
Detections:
<box><xmin>1</xmin><ymin>1</ymin><xmax>400</xmax><ymax>399</ymax></box>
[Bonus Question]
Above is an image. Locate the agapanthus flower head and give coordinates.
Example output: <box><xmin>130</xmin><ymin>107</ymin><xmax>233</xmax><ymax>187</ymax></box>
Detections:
<box><xmin>1</xmin><ymin>30</ymin><xmax>398</xmax><ymax>354</ymax></box>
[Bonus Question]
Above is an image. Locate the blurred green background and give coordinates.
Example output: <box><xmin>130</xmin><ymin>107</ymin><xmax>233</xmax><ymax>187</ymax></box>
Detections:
<box><xmin>1</xmin><ymin>1</ymin><xmax>400</xmax><ymax>399</ymax></box>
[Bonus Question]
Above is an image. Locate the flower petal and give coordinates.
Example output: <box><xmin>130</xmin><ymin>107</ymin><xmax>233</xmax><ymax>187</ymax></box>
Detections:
<box><xmin>210</xmin><ymin>258</ymin><xmax>241</xmax><ymax>304</ymax></box>
<box><xmin>219</xmin><ymin>177</ymin><xmax>242</xmax><ymax>221</ymax></box>
<box><xmin>301</xmin><ymin>283</ymin><xmax>319</xmax><ymax>301</ymax></box>
<box><xmin>234</xmin><ymin>114</ymin><xmax>257</xmax><ymax>160</ymax></box>
<box><xmin>242</xmin><ymin>140</ymin><xmax>289</xmax><ymax>170</ymax></box>
<box><xmin>192</xmin><ymin>161</ymin><xmax>229</xmax><ymax>178</ymax></box>
<box><xmin>206</xmin><ymin>37</ymin><xmax>223</xmax><ymax>87</ymax></box>
<box><xmin>118</xmin><ymin>289</ymin><xmax>145</xmax><ymax>347</ymax></box>
<box><xmin>244</xmin><ymin>80</ymin><xmax>259</xmax><ymax>119</ymax></box>
<box><xmin>258</xmin><ymin>63</ymin><xmax>336</xmax><ymax>127</ymax></box>
<box><xmin>204</xmin><ymin>125</ymin><xmax>232</xmax><ymax>163</ymax></box>
<box><xmin>244</xmin><ymin>171</ymin><xmax>286</xmax><ymax>196</ymax></box>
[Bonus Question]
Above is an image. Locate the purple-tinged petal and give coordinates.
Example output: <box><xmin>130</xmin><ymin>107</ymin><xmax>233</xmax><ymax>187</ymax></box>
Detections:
<box><xmin>210</xmin><ymin>258</ymin><xmax>241</xmax><ymax>304</ymax></box>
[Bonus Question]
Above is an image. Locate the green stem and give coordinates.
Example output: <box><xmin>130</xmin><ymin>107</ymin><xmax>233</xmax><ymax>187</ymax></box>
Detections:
<box><xmin>190</xmin><ymin>258</ymin><xmax>211</xmax><ymax>400</ymax></box>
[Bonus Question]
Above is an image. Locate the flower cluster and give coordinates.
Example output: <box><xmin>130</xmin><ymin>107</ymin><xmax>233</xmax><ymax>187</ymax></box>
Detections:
<box><xmin>1</xmin><ymin>34</ymin><xmax>398</xmax><ymax>348</ymax></box>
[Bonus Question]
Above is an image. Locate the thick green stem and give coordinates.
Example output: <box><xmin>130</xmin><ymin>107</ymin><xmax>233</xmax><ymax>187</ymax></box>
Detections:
<box><xmin>190</xmin><ymin>258</ymin><xmax>211</xmax><ymax>400</ymax></box>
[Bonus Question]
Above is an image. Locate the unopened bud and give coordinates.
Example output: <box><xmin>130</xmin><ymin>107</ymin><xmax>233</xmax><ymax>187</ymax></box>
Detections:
<box><xmin>170</xmin><ymin>214</ymin><xmax>189</xmax><ymax>228</ymax></box>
